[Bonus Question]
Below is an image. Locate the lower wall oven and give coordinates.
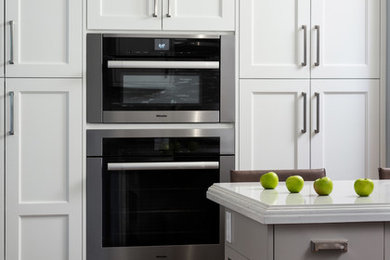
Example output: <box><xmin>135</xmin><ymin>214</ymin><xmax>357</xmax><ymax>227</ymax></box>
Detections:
<box><xmin>87</xmin><ymin>128</ymin><xmax>234</xmax><ymax>260</ymax></box>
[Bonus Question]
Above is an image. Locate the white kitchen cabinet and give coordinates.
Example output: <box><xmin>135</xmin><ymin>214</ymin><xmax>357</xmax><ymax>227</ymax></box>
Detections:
<box><xmin>239</xmin><ymin>79</ymin><xmax>380</xmax><ymax>179</ymax></box>
<box><xmin>87</xmin><ymin>0</ymin><xmax>161</xmax><ymax>30</ymax></box>
<box><xmin>162</xmin><ymin>0</ymin><xmax>234</xmax><ymax>31</ymax></box>
<box><xmin>87</xmin><ymin>0</ymin><xmax>235</xmax><ymax>31</ymax></box>
<box><xmin>5</xmin><ymin>0</ymin><xmax>82</xmax><ymax>77</ymax></box>
<box><xmin>311</xmin><ymin>0</ymin><xmax>380</xmax><ymax>79</ymax></box>
<box><xmin>240</xmin><ymin>0</ymin><xmax>310</xmax><ymax>79</ymax></box>
<box><xmin>240</xmin><ymin>0</ymin><xmax>380</xmax><ymax>79</ymax></box>
<box><xmin>0</xmin><ymin>80</ymin><xmax>4</xmax><ymax>260</ymax></box>
<box><xmin>5</xmin><ymin>79</ymin><xmax>82</xmax><ymax>260</ymax></box>
<box><xmin>239</xmin><ymin>80</ymin><xmax>310</xmax><ymax>170</ymax></box>
<box><xmin>311</xmin><ymin>80</ymin><xmax>380</xmax><ymax>180</ymax></box>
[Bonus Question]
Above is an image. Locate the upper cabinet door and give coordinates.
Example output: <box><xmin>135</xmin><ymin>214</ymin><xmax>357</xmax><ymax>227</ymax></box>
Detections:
<box><xmin>162</xmin><ymin>0</ymin><xmax>234</xmax><ymax>31</ymax></box>
<box><xmin>5</xmin><ymin>0</ymin><xmax>82</xmax><ymax>77</ymax></box>
<box><xmin>240</xmin><ymin>0</ymin><xmax>310</xmax><ymax>79</ymax></box>
<box><xmin>311</xmin><ymin>0</ymin><xmax>380</xmax><ymax>78</ymax></box>
<box><xmin>87</xmin><ymin>0</ymin><xmax>162</xmax><ymax>30</ymax></box>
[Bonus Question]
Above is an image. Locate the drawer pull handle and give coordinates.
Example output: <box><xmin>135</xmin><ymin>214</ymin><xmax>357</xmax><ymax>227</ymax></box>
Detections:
<box><xmin>311</xmin><ymin>240</ymin><xmax>348</xmax><ymax>252</ymax></box>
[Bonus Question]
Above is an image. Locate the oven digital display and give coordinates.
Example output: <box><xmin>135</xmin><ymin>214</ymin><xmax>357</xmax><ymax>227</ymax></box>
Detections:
<box><xmin>154</xmin><ymin>39</ymin><xmax>170</xmax><ymax>51</ymax></box>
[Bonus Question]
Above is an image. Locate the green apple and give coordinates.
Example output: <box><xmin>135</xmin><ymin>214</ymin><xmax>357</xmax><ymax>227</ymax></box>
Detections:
<box><xmin>313</xmin><ymin>177</ymin><xmax>333</xmax><ymax>196</ymax></box>
<box><xmin>260</xmin><ymin>172</ymin><xmax>279</xmax><ymax>189</ymax></box>
<box><xmin>354</xmin><ymin>178</ymin><xmax>374</xmax><ymax>197</ymax></box>
<box><xmin>285</xmin><ymin>175</ymin><xmax>304</xmax><ymax>193</ymax></box>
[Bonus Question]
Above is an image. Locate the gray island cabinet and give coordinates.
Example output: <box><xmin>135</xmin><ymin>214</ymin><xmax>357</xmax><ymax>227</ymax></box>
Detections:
<box><xmin>207</xmin><ymin>181</ymin><xmax>390</xmax><ymax>260</ymax></box>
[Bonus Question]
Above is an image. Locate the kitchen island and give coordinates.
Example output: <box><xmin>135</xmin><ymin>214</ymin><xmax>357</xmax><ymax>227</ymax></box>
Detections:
<box><xmin>207</xmin><ymin>180</ymin><xmax>390</xmax><ymax>260</ymax></box>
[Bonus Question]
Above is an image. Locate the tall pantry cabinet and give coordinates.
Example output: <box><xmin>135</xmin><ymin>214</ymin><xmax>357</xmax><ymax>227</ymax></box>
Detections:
<box><xmin>239</xmin><ymin>0</ymin><xmax>381</xmax><ymax>180</ymax></box>
<box><xmin>3</xmin><ymin>0</ymin><xmax>83</xmax><ymax>260</ymax></box>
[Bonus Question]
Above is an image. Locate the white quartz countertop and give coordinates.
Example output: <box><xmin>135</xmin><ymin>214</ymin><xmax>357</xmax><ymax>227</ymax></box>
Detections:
<box><xmin>207</xmin><ymin>180</ymin><xmax>390</xmax><ymax>224</ymax></box>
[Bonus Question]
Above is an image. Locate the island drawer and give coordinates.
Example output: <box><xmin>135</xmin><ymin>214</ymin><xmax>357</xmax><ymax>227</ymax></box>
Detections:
<box><xmin>274</xmin><ymin>223</ymin><xmax>384</xmax><ymax>260</ymax></box>
<box><xmin>225</xmin><ymin>210</ymin><xmax>273</xmax><ymax>260</ymax></box>
<box><xmin>225</xmin><ymin>246</ymin><xmax>249</xmax><ymax>260</ymax></box>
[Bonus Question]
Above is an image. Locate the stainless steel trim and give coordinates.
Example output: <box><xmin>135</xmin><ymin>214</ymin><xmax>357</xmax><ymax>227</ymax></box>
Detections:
<box><xmin>311</xmin><ymin>240</ymin><xmax>348</xmax><ymax>252</ymax></box>
<box><xmin>220</xmin><ymin>35</ymin><xmax>235</xmax><ymax>123</ymax></box>
<box><xmin>153</xmin><ymin>0</ymin><xmax>158</xmax><ymax>17</ymax></box>
<box><xmin>103</xmin><ymin>111</ymin><xmax>219</xmax><ymax>123</ymax></box>
<box><xmin>315</xmin><ymin>92</ymin><xmax>320</xmax><ymax>133</ymax></box>
<box><xmin>86</xmin><ymin>34</ymin><xmax>103</xmax><ymax>123</ymax></box>
<box><xmin>9</xmin><ymin>92</ymin><xmax>14</xmax><ymax>136</ymax></box>
<box><xmin>102</xmin><ymin>34</ymin><xmax>222</xmax><ymax>39</ymax></box>
<box><xmin>166</xmin><ymin>0</ymin><xmax>172</xmax><ymax>17</ymax></box>
<box><xmin>107</xmin><ymin>161</ymin><xmax>219</xmax><ymax>171</ymax></box>
<box><xmin>301</xmin><ymin>25</ymin><xmax>307</xmax><ymax>67</ymax></box>
<box><xmin>301</xmin><ymin>92</ymin><xmax>307</xmax><ymax>134</ymax></box>
<box><xmin>107</xmin><ymin>60</ymin><xmax>219</xmax><ymax>69</ymax></box>
<box><xmin>9</xmin><ymin>20</ymin><xmax>15</xmax><ymax>65</ymax></box>
<box><xmin>314</xmin><ymin>25</ymin><xmax>320</xmax><ymax>66</ymax></box>
<box><xmin>86</xmin><ymin>127</ymin><xmax>235</xmax><ymax>156</ymax></box>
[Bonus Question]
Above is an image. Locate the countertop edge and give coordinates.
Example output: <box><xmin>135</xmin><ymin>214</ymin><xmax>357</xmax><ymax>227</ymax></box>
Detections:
<box><xmin>207</xmin><ymin>184</ymin><xmax>390</xmax><ymax>225</ymax></box>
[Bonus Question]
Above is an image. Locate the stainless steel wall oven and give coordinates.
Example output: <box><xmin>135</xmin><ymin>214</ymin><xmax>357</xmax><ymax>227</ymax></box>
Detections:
<box><xmin>87</xmin><ymin>128</ymin><xmax>234</xmax><ymax>260</ymax></box>
<box><xmin>87</xmin><ymin>34</ymin><xmax>235</xmax><ymax>123</ymax></box>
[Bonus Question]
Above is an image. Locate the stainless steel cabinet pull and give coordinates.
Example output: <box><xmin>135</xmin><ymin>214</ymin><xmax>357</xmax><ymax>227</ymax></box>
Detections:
<box><xmin>9</xmin><ymin>20</ymin><xmax>15</xmax><ymax>65</ymax></box>
<box><xmin>301</xmin><ymin>92</ymin><xmax>307</xmax><ymax>133</ymax></box>
<box><xmin>315</xmin><ymin>92</ymin><xmax>320</xmax><ymax>133</ymax></box>
<box><xmin>107</xmin><ymin>60</ymin><xmax>220</xmax><ymax>69</ymax></box>
<box><xmin>301</xmin><ymin>25</ymin><xmax>307</xmax><ymax>67</ymax></box>
<box><xmin>314</xmin><ymin>25</ymin><xmax>320</xmax><ymax>66</ymax></box>
<box><xmin>153</xmin><ymin>0</ymin><xmax>159</xmax><ymax>17</ymax></box>
<box><xmin>107</xmin><ymin>161</ymin><xmax>219</xmax><ymax>171</ymax></box>
<box><xmin>166</xmin><ymin>0</ymin><xmax>172</xmax><ymax>17</ymax></box>
<box><xmin>311</xmin><ymin>240</ymin><xmax>348</xmax><ymax>252</ymax></box>
<box><xmin>9</xmin><ymin>92</ymin><xmax>14</xmax><ymax>135</ymax></box>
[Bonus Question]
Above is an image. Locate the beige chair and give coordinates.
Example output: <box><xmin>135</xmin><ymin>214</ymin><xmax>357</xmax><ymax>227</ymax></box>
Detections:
<box><xmin>230</xmin><ymin>168</ymin><xmax>326</xmax><ymax>182</ymax></box>
<box><xmin>378</xmin><ymin>168</ymin><xmax>390</xmax><ymax>179</ymax></box>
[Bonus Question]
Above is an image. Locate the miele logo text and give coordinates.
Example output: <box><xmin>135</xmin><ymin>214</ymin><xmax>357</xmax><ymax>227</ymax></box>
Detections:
<box><xmin>156</xmin><ymin>114</ymin><xmax>168</xmax><ymax>118</ymax></box>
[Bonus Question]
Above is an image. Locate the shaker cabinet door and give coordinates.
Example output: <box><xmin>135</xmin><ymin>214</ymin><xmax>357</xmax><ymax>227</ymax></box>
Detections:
<box><xmin>87</xmin><ymin>0</ymin><xmax>162</xmax><ymax>30</ymax></box>
<box><xmin>5</xmin><ymin>0</ymin><xmax>82</xmax><ymax>77</ymax></box>
<box><xmin>240</xmin><ymin>0</ymin><xmax>310</xmax><ymax>79</ymax></box>
<box><xmin>311</xmin><ymin>0</ymin><xmax>380</xmax><ymax>78</ymax></box>
<box><xmin>162</xmin><ymin>0</ymin><xmax>235</xmax><ymax>31</ymax></box>
<box><xmin>5</xmin><ymin>79</ymin><xmax>82</xmax><ymax>260</ymax></box>
<box><xmin>310</xmin><ymin>80</ymin><xmax>380</xmax><ymax>180</ymax></box>
<box><xmin>239</xmin><ymin>80</ymin><xmax>310</xmax><ymax>170</ymax></box>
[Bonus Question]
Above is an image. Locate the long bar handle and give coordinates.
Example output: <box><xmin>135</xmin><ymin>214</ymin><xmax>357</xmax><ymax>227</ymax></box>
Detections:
<box><xmin>311</xmin><ymin>240</ymin><xmax>348</xmax><ymax>252</ymax></box>
<box><xmin>301</xmin><ymin>25</ymin><xmax>307</xmax><ymax>67</ymax></box>
<box><xmin>153</xmin><ymin>0</ymin><xmax>158</xmax><ymax>17</ymax></box>
<box><xmin>314</xmin><ymin>25</ymin><xmax>320</xmax><ymax>66</ymax></box>
<box><xmin>9</xmin><ymin>20</ymin><xmax>15</xmax><ymax>65</ymax></box>
<box><xmin>166</xmin><ymin>0</ymin><xmax>172</xmax><ymax>17</ymax></box>
<box><xmin>9</xmin><ymin>92</ymin><xmax>14</xmax><ymax>136</ymax></box>
<box><xmin>107</xmin><ymin>161</ymin><xmax>219</xmax><ymax>171</ymax></box>
<box><xmin>315</xmin><ymin>92</ymin><xmax>320</xmax><ymax>133</ymax></box>
<box><xmin>107</xmin><ymin>60</ymin><xmax>220</xmax><ymax>69</ymax></box>
<box><xmin>301</xmin><ymin>92</ymin><xmax>307</xmax><ymax>133</ymax></box>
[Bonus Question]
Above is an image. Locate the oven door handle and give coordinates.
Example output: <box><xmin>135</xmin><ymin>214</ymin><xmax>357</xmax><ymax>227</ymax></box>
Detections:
<box><xmin>107</xmin><ymin>60</ymin><xmax>220</xmax><ymax>69</ymax></box>
<box><xmin>107</xmin><ymin>161</ymin><xmax>220</xmax><ymax>171</ymax></box>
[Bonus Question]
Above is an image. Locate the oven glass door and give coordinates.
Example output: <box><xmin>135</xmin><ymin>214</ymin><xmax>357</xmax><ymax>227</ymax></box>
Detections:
<box><xmin>101</xmin><ymin>138</ymin><xmax>220</xmax><ymax>248</ymax></box>
<box><xmin>103</xmin><ymin>67</ymin><xmax>219</xmax><ymax>111</ymax></box>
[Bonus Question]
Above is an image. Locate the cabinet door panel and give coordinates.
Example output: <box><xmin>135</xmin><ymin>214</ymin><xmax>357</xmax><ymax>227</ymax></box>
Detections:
<box><xmin>239</xmin><ymin>80</ymin><xmax>310</xmax><ymax>170</ymax></box>
<box><xmin>311</xmin><ymin>80</ymin><xmax>379</xmax><ymax>180</ymax></box>
<box><xmin>240</xmin><ymin>0</ymin><xmax>310</xmax><ymax>78</ymax></box>
<box><xmin>5</xmin><ymin>79</ymin><xmax>82</xmax><ymax>260</ymax></box>
<box><xmin>6</xmin><ymin>0</ymin><xmax>82</xmax><ymax>77</ymax></box>
<box><xmin>311</xmin><ymin>0</ymin><xmax>380</xmax><ymax>78</ymax></box>
<box><xmin>162</xmin><ymin>0</ymin><xmax>234</xmax><ymax>31</ymax></box>
<box><xmin>87</xmin><ymin>0</ymin><xmax>161</xmax><ymax>30</ymax></box>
